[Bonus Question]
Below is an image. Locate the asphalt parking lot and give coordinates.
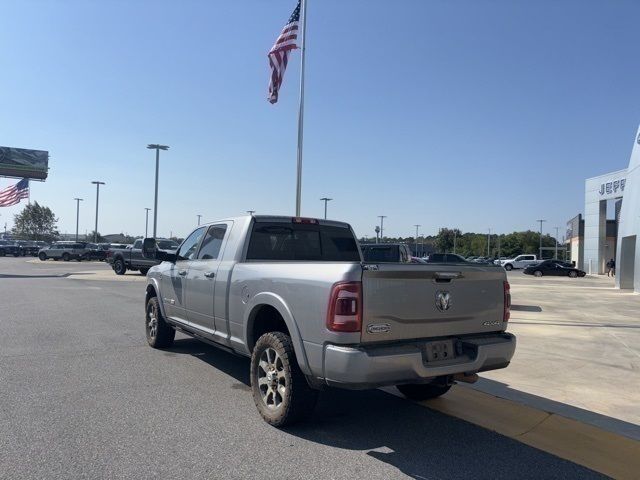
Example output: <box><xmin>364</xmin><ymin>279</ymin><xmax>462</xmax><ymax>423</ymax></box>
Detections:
<box><xmin>0</xmin><ymin>257</ymin><xmax>627</xmax><ymax>479</ymax></box>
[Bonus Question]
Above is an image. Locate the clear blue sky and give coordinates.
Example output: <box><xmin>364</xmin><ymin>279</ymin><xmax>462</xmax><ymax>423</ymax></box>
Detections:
<box><xmin>1</xmin><ymin>0</ymin><xmax>639</xmax><ymax>240</ymax></box>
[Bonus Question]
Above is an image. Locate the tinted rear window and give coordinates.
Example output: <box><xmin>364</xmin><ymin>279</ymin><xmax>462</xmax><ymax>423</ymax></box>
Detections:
<box><xmin>361</xmin><ymin>245</ymin><xmax>400</xmax><ymax>262</ymax></box>
<box><xmin>246</xmin><ymin>223</ymin><xmax>360</xmax><ymax>261</ymax></box>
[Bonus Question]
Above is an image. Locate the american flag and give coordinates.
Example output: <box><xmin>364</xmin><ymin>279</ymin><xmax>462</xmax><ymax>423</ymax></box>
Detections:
<box><xmin>0</xmin><ymin>179</ymin><xmax>30</xmax><ymax>207</ymax></box>
<box><xmin>268</xmin><ymin>1</ymin><xmax>301</xmax><ymax>104</ymax></box>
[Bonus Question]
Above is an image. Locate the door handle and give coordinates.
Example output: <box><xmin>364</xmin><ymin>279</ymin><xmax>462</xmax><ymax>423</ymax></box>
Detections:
<box><xmin>178</xmin><ymin>270</ymin><xmax>187</xmax><ymax>276</ymax></box>
<box><xmin>204</xmin><ymin>272</ymin><xmax>216</xmax><ymax>278</ymax></box>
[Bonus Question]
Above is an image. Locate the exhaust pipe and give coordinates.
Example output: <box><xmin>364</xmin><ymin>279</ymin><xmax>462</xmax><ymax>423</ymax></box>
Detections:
<box><xmin>454</xmin><ymin>373</ymin><xmax>478</xmax><ymax>384</ymax></box>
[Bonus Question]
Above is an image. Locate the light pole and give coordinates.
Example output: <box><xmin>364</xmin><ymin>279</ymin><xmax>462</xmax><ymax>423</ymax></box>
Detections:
<box><xmin>144</xmin><ymin>208</ymin><xmax>151</xmax><ymax>237</ymax></box>
<box><xmin>91</xmin><ymin>181</ymin><xmax>105</xmax><ymax>242</ymax></box>
<box><xmin>554</xmin><ymin>226</ymin><xmax>560</xmax><ymax>259</ymax></box>
<box><xmin>453</xmin><ymin>229</ymin><xmax>457</xmax><ymax>254</ymax></box>
<box><xmin>378</xmin><ymin>216</ymin><xmax>387</xmax><ymax>241</ymax></box>
<box><xmin>73</xmin><ymin>198</ymin><xmax>83</xmax><ymax>241</ymax></box>
<box><xmin>537</xmin><ymin>219</ymin><xmax>546</xmax><ymax>259</ymax></box>
<box><xmin>414</xmin><ymin>224</ymin><xmax>421</xmax><ymax>257</ymax></box>
<box><xmin>147</xmin><ymin>144</ymin><xmax>169</xmax><ymax>238</ymax></box>
<box><xmin>375</xmin><ymin>226</ymin><xmax>380</xmax><ymax>243</ymax></box>
<box><xmin>320</xmin><ymin>197</ymin><xmax>333</xmax><ymax>219</ymax></box>
<box><xmin>197</xmin><ymin>214</ymin><xmax>202</xmax><ymax>226</ymax></box>
<box><xmin>487</xmin><ymin>228</ymin><xmax>491</xmax><ymax>257</ymax></box>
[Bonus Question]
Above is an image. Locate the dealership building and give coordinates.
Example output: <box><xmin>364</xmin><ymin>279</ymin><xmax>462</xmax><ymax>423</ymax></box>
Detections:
<box><xmin>567</xmin><ymin>125</ymin><xmax>640</xmax><ymax>293</ymax></box>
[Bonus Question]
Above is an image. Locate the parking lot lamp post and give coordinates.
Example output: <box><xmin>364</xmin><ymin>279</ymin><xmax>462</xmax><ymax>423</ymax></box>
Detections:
<box><xmin>197</xmin><ymin>214</ymin><xmax>202</xmax><ymax>226</ymax></box>
<box><xmin>378</xmin><ymin>216</ymin><xmax>386</xmax><ymax>241</ymax></box>
<box><xmin>73</xmin><ymin>198</ymin><xmax>83</xmax><ymax>242</ymax></box>
<box><xmin>144</xmin><ymin>208</ymin><xmax>151</xmax><ymax>237</ymax></box>
<box><xmin>147</xmin><ymin>144</ymin><xmax>169</xmax><ymax>238</ymax></box>
<box><xmin>320</xmin><ymin>198</ymin><xmax>332</xmax><ymax>219</ymax></box>
<box><xmin>537</xmin><ymin>219</ymin><xmax>546</xmax><ymax>259</ymax></box>
<box><xmin>91</xmin><ymin>181</ymin><xmax>105</xmax><ymax>242</ymax></box>
<box><xmin>487</xmin><ymin>228</ymin><xmax>491</xmax><ymax>257</ymax></box>
<box><xmin>375</xmin><ymin>226</ymin><xmax>380</xmax><ymax>244</ymax></box>
<box><xmin>453</xmin><ymin>229</ymin><xmax>457</xmax><ymax>254</ymax></box>
<box><xmin>414</xmin><ymin>224</ymin><xmax>421</xmax><ymax>257</ymax></box>
<box><xmin>554</xmin><ymin>226</ymin><xmax>560</xmax><ymax>259</ymax></box>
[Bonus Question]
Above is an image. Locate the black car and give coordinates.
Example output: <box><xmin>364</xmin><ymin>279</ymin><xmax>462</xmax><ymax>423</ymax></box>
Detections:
<box><xmin>15</xmin><ymin>240</ymin><xmax>40</xmax><ymax>256</ymax></box>
<box><xmin>523</xmin><ymin>260</ymin><xmax>586</xmax><ymax>278</ymax></box>
<box><xmin>0</xmin><ymin>240</ymin><xmax>22</xmax><ymax>257</ymax></box>
<box><xmin>83</xmin><ymin>243</ymin><xmax>111</xmax><ymax>261</ymax></box>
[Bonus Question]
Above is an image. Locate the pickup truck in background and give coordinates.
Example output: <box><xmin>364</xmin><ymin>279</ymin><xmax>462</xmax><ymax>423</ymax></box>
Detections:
<box><xmin>360</xmin><ymin>243</ymin><xmax>414</xmax><ymax>263</ymax></box>
<box><xmin>107</xmin><ymin>238</ymin><xmax>178</xmax><ymax>275</ymax></box>
<box><xmin>497</xmin><ymin>254</ymin><xmax>540</xmax><ymax>271</ymax></box>
<box><xmin>142</xmin><ymin>215</ymin><xmax>515</xmax><ymax>426</ymax></box>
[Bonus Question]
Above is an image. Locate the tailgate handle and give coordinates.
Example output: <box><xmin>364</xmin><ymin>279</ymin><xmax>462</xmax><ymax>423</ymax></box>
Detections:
<box><xmin>434</xmin><ymin>271</ymin><xmax>462</xmax><ymax>281</ymax></box>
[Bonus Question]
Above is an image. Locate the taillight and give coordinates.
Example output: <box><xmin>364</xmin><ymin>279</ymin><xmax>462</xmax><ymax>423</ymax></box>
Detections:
<box><xmin>503</xmin><ymin>281</ymin><xmax>511</xmax><ymax>322</ymax></box>
<box><xmin>327</xmin><ymin>281</ymin><xmax>362</xmax><ymax>332</ymax></box>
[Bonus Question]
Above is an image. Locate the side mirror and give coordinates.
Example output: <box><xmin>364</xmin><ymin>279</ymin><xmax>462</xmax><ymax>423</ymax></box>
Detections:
<box><xmin>142</xmin><ymin>238</ymin><xmax>158</xmax><ymax>259</ymax></box>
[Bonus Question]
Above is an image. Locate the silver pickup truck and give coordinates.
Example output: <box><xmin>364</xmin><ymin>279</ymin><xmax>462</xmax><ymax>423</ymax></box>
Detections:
<box><xmin>142</xmin><ymin>215</ymin><xmax>515</xmax><ymax>426</ymax></box>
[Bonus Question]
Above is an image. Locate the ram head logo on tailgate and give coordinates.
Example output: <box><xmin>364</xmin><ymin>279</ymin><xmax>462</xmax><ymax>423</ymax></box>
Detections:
<box><xmin>435</xmin><ymin>291</ymin><xmax>452</xmax><ymax>312</ymax></box>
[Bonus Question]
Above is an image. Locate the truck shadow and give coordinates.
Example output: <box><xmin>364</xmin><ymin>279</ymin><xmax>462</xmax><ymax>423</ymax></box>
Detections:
<box><xmin>169</xmin><ymin>337</ymin><xmax>606</xmax><ymax>479</ymax></box>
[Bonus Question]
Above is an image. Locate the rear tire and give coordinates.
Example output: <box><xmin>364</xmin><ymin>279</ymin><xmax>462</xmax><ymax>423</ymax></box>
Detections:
<box><xmin>145</xmin><ymin>296</ymin><xmax>175</xmax><ymax>348</ymax></box>
<box><xmin>504</xmin><ymin>264</ymin><xmax>513</xmax><ymax>271</ymax></box>
<box><xmin>397</xmin><ymin>379</ymin><xmax>452</xmax><ymax>401</ymax></box>
<box><xmin>62</xmin><ymin>253</ymin><xmax>70</xmax><ymax>262</ymax></box>
<box><xmin>113</xmin><ymin>258</ymin><xmax>126</xmax><ymax>275</ymax></box>
<box><xmin>533</xmin><ymin>270</ymin><xmax>543</xmax><ymax>277</ymax></box>
<box><xmin>568</xmin><ymin>270</ymin><xmax>578</xmax><ymax>278</ymax></box>
<box><xmin>38</xmin><ymin>252</ymin><xmax>47</xmax><ymax>261</ymax></box>
<box><xmin>250</xmin><ymin>332</ymin><xmax>318</xmax><ymax>427</ymax></box>
<box><xmin>139</xmin><ymin>268</ymin><xmax>149</xmax><ymax>276</ymax></box>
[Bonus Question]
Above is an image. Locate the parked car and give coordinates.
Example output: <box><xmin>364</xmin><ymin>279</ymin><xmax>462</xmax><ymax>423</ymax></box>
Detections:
<box><xmin>360</xmin><ymin>243</ymin><xmax>413</xmax><ymax>263</ymax></box>
<box><xmin>107</xmin><ymin>238</ymin><xmax>178</xmax><ymax>275</ymax></box>
<box><xmin>0</xmin><ymin>240</ymin><xmax>22</xmax><ymax>257</ymax></box>
<box><xmin>142</xmin><ymin>215</ymin><xmax>516</xmax><ymax>427</ymax></box>
<box><xmin>425</xmin><ymin>253</ymin><xmax>468</xmax><ymax>263</ymax></box>
<box><xmin>498</xmin><ymin>254</ymin><xmax>540</xmax><ymax>271</ymax></box>
<box><xmin>83</xmin><ymin>243</ymin><xmax>111</xmax><ymax>261</ymax></box>
<box><xmin>15</xmin><ymin>240</ymin><xmax>41</xmax><ymax>256</ymax></box>
<box><xmin>38</xmin><ymin>241</ymin><xmax>88</xmax><ymax>261</ymax></box>
<box><xmin>523</xmin><ymin>260</ymin><xmax>586</xmax><ymax>278</ymax></box>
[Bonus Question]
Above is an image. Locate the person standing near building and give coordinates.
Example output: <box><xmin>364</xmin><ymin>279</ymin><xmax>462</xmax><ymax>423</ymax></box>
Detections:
<box><xmin>606</xmin><ymin>258</ymin><xmax>616</xmax><ymax>277</ymax></box>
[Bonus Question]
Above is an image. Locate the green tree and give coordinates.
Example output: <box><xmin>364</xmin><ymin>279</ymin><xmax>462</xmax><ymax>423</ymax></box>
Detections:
<box><xmin>12</xmin><ymin>202</ymin><xmax>59</xmax><ymax>242</ymax></box>
<box><xmin>87</xmin><ymin>231</ymin><xmax>107</xmax><ymax>243</ymax></box>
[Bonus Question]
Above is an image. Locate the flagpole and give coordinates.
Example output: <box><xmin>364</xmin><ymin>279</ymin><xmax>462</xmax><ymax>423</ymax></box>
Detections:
<box><xmin>295</xmin><ymin>0</ymin><xmax>308</xmax><ymax>217</ymax></box>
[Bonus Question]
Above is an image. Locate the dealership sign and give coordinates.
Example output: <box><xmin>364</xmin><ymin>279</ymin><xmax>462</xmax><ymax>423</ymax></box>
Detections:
<box><xmin>599</xmin><ymin>178</ymin><xmax>625</xmax><ymax>196</ymax></box>
<box><xmin>0</xmin><ymin>146</ymin><xmax>49</xmax><ymax>180</ymax></box>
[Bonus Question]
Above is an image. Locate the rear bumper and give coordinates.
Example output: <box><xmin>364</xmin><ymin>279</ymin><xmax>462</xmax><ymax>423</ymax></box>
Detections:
<box><xmin>322</xmin><ymin>333</ymin><xmax>516</xmax><ymax>390</ymax></box>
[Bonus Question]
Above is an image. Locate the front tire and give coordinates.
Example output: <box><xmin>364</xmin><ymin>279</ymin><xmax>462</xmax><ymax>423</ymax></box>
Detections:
<box><xmin>250</xmin><ymin>332</ymin><xmax>318</xmax><ymax>427</ymax></box>
<box><xmin>397</xmin><ymin>379</ymin><xmax>452</xmax><ymax>400</ymax></box>
<box><xmin>38</xmin><ymin>252</ymin><xmax>47</xmax><ymax>261</ymax></box>
<box><xmin>533</xmin><ymin>270</ymin><xmax>543</xmax><ymax>277</ymax></box>
<box><xmin>113</xmin><ymin>258</ymin><xmax>126</xmax><ymax>275</ymax></box>
<box><xmin>145</xmin><ymin>296</ymin><xmax>175</xmax><ymax>348</ymax></box>
<box><xmin>504</xmin><ymin>264</ymin><xmax>513</xmax><ymax>271</ymax></box>
<box><xmin>568</xmin><ymin>270</ymin><xmax>578</xmax><ymax>278</ymax></box>
<box><xmin>139</xmin><ymin>268</ymin><xmax>149</xmax><ymax>276</ymax></box>
<box><xmin>62</xmin><ymin>252</ymin><xmax>70</xmax><ymax>262</ymax></box>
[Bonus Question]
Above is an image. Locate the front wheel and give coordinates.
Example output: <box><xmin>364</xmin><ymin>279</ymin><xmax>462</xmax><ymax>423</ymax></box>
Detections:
<box><xmin>504</xmin><ymin>264</ymin><xmax>513</xmax><ymax>271</ymax></box>
<box><xmin>145</xmin><ymin>296</ymin><xmax>175</xmax><ymax>348</ymax></box>
<box><xmin>397</xmin><ymin>379</ymin><xmax>452</xmax><ymax>400</ymax></box>
<box><xmin>38</xmin><ymin>252</ymin><xmax>47</xmax><ymax>261</ymax></box>
<box><xmin>250</xmin><ymin>332</ymin><xmax>318</xmax><ymax>427</ymax></box>
<box><xmin>533</xmin><ymin>270</ymin><xmax>543</xmax><ymax>277</ymax></box>
<box><xmin>568</xmin><ymin>270</ymin><xmax>578</xmax><ymax>278</ymax></box>
<box><xmin>113</xmin><ymin>258</ymin><xmax>126</xmax><ymax>275</ymax></box>
<box><xmin>139</xmin><ymin>268</ymin><xmax>149</xmax><ymax>276</ymax></box>
<box><xmin>62</xmin><ymin>253</ymin><xmax>70</xmax><ymax>262</ymax></box>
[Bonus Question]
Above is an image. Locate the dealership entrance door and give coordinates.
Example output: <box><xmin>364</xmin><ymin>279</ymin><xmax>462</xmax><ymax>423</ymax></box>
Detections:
<box><xmin>619</xmin><ymin>235</ymin><xmax>636</xmax><ymax>289</ymax></box>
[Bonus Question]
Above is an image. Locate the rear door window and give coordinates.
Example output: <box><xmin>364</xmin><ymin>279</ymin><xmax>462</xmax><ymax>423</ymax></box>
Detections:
<box><xmin>197</xmin><ymin>225</ymin><xmax>228</xmax><ymax>260</ymax></box>
<box><xmin>246</xmin><ymin>223</ymin><xmax>359</xmax><ymax>261</ymax></box>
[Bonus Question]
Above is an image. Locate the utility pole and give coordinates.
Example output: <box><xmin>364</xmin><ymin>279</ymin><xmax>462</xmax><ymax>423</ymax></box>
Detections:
<box><xmin>197</xmin><ymin>214</ymin><xmax>202</xmax><ymax>226</ymax></box>
<box><xmin>91</xmin><ymin>181</ymin><xmax>105</xmax><ymax>242</ymax></box>
<box><xmin>320</xmin><ymin>197</ymin><xmax>332</xmax><ymax>219</ymax></box>
<box><xmin>537</xmin><ymin>219</ymin><xmax>547</xmax><ymax>259</ymax></box>
<box><xmin>147</xmin><ymin>144</ymin><xmax>169</xmax><ymax>238</ymax></box>
<box><xmin>73</xmin><ymin>198</ymin><xmax>83</xmax><ymax>242</ymax></box>
<box><xmin>378</xmin><ymin>216</ymin><xmax>387</xmax><ymax>241</ymax></box>
<box><xmin>554</xmin><ymin>226</ymin><xmax>560</xmax><ymax>259</ymax></box>
<box><xmin>414</xmin><ymin>224</ymin><xmax>421</xmax><ymax>257</ymax></box>
<box><xmin>144</xmin><ymin>208</ymin><xmax>151</xmax><ymax>238</ymax></box>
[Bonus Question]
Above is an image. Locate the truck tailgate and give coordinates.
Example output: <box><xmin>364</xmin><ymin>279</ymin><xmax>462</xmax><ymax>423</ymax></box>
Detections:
<box><xmin>361</xmin><ymin>264</ymin><xmax>507</xmax><ymax>343</ymax></box>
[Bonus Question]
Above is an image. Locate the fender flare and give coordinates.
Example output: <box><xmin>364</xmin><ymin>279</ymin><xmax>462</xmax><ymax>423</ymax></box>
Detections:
<box><xmin>244</xmin><ymin>292</ymin><xmax>311</xmax><ymax>376</ymax></box>
<box><xmin>145</xmin><ymin>278</ymin><xmax>168</xmax><ymax>319</ymax></box>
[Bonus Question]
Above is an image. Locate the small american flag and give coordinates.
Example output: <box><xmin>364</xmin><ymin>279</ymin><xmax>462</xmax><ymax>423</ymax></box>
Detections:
<box><xmin>268</xmin><ymin>1</ymin><xmax>301</xmax><ymax>104</ymax></box>
<box><xmin>0</xmin><ymin>178</ymin><xmax>29</xmax><ymax>207</ymax></box>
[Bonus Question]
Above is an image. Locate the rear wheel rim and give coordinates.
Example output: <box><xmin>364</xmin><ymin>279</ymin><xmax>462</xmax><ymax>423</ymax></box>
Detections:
<box><xmin>257</xmin><ymin>347</ymin><xmax>287</xmax><ymax>410</ymax></box>
<box><xmin>146</xmin><ymin>303</ymin><xmax>158</xmax><ymax>340</ymax></box>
